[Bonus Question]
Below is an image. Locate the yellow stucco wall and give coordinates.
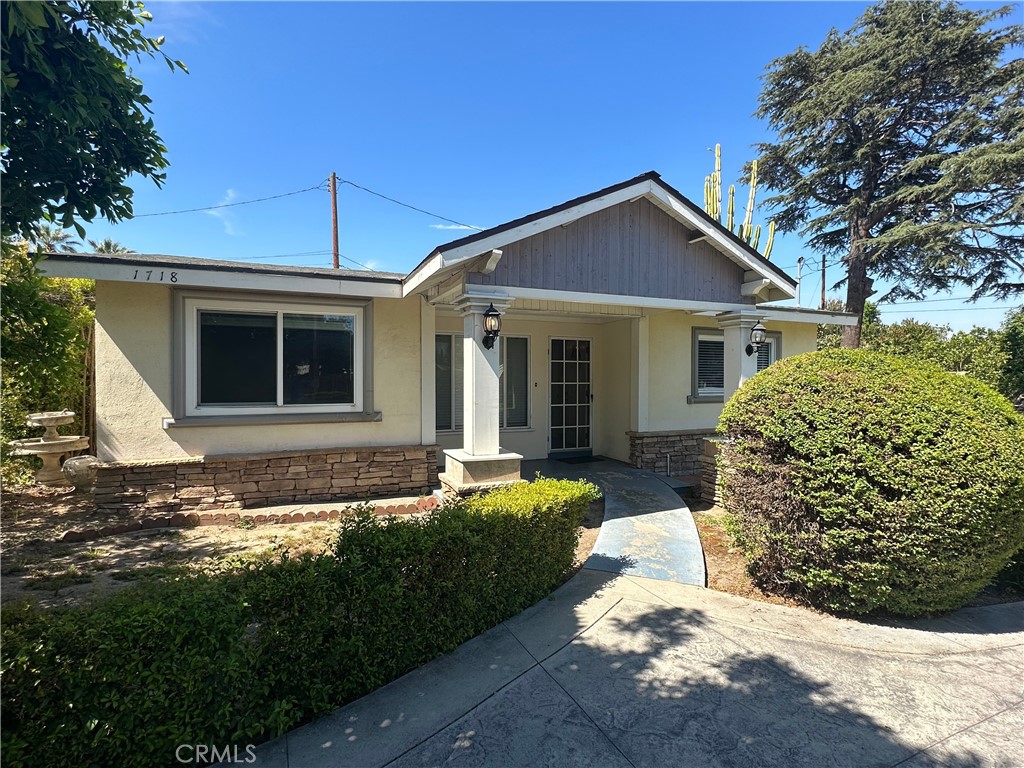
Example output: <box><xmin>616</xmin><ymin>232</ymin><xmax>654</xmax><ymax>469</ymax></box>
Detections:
<box><xmin>764</xmin><ymin>318</ymin><xmax>818</xmax><ymax>358</ymax></box>
<box><xmin>94</xmin><ymin>282</ymin><xmax>423</xmax><ymax>461</ymax></box>
<box><xmin>646</xmin><ymin>313</ymin><xmax>819</xmax><ymax>432</ymax></box>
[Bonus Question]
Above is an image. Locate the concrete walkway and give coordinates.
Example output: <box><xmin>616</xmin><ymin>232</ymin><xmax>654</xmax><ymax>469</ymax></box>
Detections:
<box><xmin>249</xmin><ymin>461</ymin><xmax>1023</xmax><ymax>767</ymax></box>
<box><xmin>522</xmin><ymin>457</ymin><xmax>706</xmax><ymax>586</ymax></box>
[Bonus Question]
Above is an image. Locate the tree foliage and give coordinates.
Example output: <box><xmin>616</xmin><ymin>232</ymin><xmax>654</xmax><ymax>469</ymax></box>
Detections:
<box><xmin>1</xmin><ymin>1</ymin><xmax>186</xmax><ymax>240</ymax></box>
<box><xmin>28</xmin><ymin>223</ymin><xmax>80</xmax><ymax>253</ymax></box>
<box><xmin>756</xmin><ymin>1</ymin><xmax>1024</xmax><ymax>347</ymax></box>
<box><xmin>817</xmin><ymin>299</ymin><xmax>1019</xmax><ymax>397</ymax></box>
<box><xmin>87</xmin><ymin>238</ymin><xmax>134</xmax><ymax>254</ymax></box>
<box><xmin>1</xmin><ymin>241</ymin><xmax>95</xmax><ymax>482</ymax></box>
<box><xmin>1000</xmin><ymin>307</ymin><xmax>1024</xmax><ymax>404</ymax></box>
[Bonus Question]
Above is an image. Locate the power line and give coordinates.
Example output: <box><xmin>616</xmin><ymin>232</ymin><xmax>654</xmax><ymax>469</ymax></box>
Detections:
<box><xmin>130</xmin><ymin>174</ymin><xmax>481</xmax><ymax>234</ymax></box>
<box><xmin>885</xmin><ymin>295</ymin><xmax>991</xmax><ymax>306</ymax></box>
<box><xmin>133</xmin><ymin>182</ymin><xmax>327</xmax><ymax>217</ymax></box>
<box><xmin>337</xmin><ymin>177</ymin><xmax>483</xmax><ymax>231</ymax></box>
<box><xmin>337</xmin><ymin>253</ymin><xmax>374</xmax><ymax>271</ymax></box>
<box><xmin>251</xmin><ymin>249</ymin><xmax>373</xmax><ymax>271</ymax></box>
<box><xmin>244</xmin><ymin>249</ymin><xmax>333</xmax><ymax>261</ymax></box>
<box><xmin>876</xmin><ymin>305</ymin><xmax>1009</xmax><ymax>313</ymax></box>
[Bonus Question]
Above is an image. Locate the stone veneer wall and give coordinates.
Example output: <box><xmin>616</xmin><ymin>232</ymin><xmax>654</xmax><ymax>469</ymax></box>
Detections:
<box><xmin>627</xmin><ymin>429</ymin><xmax>716</xmax><ymax>476</ymax></box>
<box><xmin>699</xmin><ymin>437</ymin><xmax>723</xmax><ymax>505</ymax></box>
<box><xmin>94</xmin><ymin>445</ymin><xmax>440</xmax><ymax>513</ymax></box>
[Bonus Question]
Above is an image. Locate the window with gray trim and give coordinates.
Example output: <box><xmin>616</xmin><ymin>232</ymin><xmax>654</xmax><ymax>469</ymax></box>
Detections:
<box><xmin>690</xmin><ymin>328</ymin><xmax>782</xmax><ymax>401</ymax></box>
<box><xmin>182</xmin><ymin>296</ymin><xmax>363</xmax><ymax>417</ymax></box>
<box><xmin>435</xmin><ymin>334</ymin><xmax>529</xmax><ymax>430</ymax></box>
<box><xmin>756</xmin><ymin>333</ymin><xmax>781</xmax><ymax>372</ymax></box>
<box><xmin>694</xmin><ymin>331</ymin><xmax>725</xmax><ymax>399</ymax></box>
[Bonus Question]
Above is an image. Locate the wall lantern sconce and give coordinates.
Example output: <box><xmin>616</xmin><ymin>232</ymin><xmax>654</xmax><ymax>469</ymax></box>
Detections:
<box><xmin>482</xmin><ymin>303</ymin><xmax>502</xmax><ymax>349</ymax></box>
<box><xmin>745</xmin><ymin>321</ymin><xmax>767</xmax><ymax>357</ymax></box>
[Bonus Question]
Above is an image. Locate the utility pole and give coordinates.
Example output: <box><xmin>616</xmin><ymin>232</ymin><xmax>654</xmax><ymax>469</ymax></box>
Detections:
<box><xmin>820</xmin><ymin>258</ymin><xmax>826</xmax><ymax>310</ymax></box>
<box><xmin>796</xmin><ymin>256</ymin><xmax>803</xmax><ymax>308</ymax></box>
<box><xmin>330</xmin><ymin>171</ymin><xmax>339</xmax><ymax>270</ymax></box>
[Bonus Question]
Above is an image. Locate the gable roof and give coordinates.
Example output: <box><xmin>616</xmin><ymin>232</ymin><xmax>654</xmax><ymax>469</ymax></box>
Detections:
<box><xmin>403</xmin><ymin>171</ymin><xmax>798</xmax><ymax>299</ymax></box>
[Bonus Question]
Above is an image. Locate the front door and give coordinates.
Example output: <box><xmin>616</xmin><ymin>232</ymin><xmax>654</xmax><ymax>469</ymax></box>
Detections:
<box><xmin>550</xmin><ymin>338</ymin><xmax>592</xmax><ymax>454</ymax></box>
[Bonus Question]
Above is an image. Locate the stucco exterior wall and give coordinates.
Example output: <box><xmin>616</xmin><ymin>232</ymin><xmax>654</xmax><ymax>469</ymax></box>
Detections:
<box><xmin>434</xmin><ymin>315</ymin><xmax>632</xmax><ymax>463</ymax></box>
<box><xmin>764</xmin><ymin>318</ymin><xmax>818</xmax><ymax>358</ymax></box>
<box><xmin>648</xmin><ymin>312</ymin><xmax>720</xmax><ymax>432</ymax></box>
<box><xmin>94</xmin><ymin>281</ymin><xmax>424</xmax><ymax>461</ymax></box>
<box><xmin>646</xmin><ymin>314</ymin><xmax>819</xmax><ymax>433</ymax></box>
<box><xmin>597</xmin><ymin>319</ymin><xmax>632</xmax><ymax>462</ymax></box>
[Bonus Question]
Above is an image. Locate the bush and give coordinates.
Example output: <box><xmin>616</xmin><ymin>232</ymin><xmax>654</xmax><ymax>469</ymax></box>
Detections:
<box><xmin>719</xmin><ymin>349</ymin><xmax>1024</xmax><ymax>617</ymax></box>
<box><xmin>0</xmin><ymin>477</ymin><xmax>599</xmax><ymax>767</ymax></box>
<box><xmin>1</xmin><ymin>241</ymin><xmax>95</xmax><ymax>484</ymax></box>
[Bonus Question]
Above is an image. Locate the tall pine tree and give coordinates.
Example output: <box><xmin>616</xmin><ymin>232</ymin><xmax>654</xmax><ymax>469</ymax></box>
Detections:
<box><xmin>755</xmin><ymin>1</ymin><xmax>1023</xmax><ymax>347</ymax></box>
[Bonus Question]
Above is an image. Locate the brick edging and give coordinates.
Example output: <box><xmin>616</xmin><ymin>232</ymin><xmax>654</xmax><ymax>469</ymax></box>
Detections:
<box><xmin>60</xmin><ymin>496</ymin><xmax>440</xmax><ymax>543</ymax></box>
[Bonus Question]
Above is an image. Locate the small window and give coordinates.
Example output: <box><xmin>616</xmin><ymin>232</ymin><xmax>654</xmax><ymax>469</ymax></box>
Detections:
<box><xmin>436</xmin><ymin>334</ymin><xmax>529</xmax><ymax>430</ymax></box>
<box><xmin>756</xmin><ymin>335</ymin><xmax>780</xmax><ymax>372</ymax></box>
<box><xmin>185</xmin><ymin>298</ymin><xmax>362</xmax><ymax>416</ymax></box>
<box><xmin>695</xmin><ymin>332</ymin><xmax>725</xmax><ymax>399</ymax></box>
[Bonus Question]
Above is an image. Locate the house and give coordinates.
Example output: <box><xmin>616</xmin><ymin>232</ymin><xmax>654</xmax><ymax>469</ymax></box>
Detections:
<box><xmin>41</xmin><ymin>171</ymin><xmax>855</xmax><ymax>512</ymax></box>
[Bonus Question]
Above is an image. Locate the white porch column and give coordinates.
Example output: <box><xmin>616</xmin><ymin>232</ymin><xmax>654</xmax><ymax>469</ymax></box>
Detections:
<box><xmin>717</xmin><ymin>311</ymin><xmax>764</xmax><ymax>402</ymax></box>
<box><xmin>439</xmin><ymin>292</ymin><xmax>522</xmax><ymax>496</ymax></box>
<box><xmin>461</xmin><ymin>299</ymin><xmax>502</xmax><ymax>455</ymax></box>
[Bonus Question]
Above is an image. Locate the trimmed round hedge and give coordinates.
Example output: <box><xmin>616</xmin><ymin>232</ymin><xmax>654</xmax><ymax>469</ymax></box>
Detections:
<box><xmin>718</xmin><ymin>349</ymin><xmax>1024</xmax><ymax>616</ymax></box>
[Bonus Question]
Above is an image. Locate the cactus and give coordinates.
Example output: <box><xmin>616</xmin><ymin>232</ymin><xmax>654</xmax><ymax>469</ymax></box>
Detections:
<box><xmin>763</xmin><ymin>220</ymin><xmax>776</xmax><ymax>261</ymax></box>
<box><xmin>701</xmin><ymin>144</ymin><xmax>775</xmax><ymax>259</ymax></box>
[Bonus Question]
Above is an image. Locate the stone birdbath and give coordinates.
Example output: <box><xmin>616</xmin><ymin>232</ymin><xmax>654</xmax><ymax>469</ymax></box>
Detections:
<box><xmin>9</xmin><ymin>411</ymin><xmax>90</xmax><ymax>486</ymax></box>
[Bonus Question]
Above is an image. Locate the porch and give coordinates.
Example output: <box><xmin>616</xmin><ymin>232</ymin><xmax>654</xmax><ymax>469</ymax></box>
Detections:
<box><xmin>428</xmin><ymin>291</ymin><xmax>782</xmax><ymax>494</ymax></box>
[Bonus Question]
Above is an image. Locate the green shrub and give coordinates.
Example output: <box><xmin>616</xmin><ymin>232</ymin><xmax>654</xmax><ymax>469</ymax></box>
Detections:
<box><xmin>0</xmin><ymin>477</ymin><xmax>598</xmax><ymax>767</ymax></box>
<box><xmin>719</xmin><ymin>349</ymin><xmax>1024</xmax><ymax>617</ymax></box>
<box><xmin>1</xmin><ymin>241</ymin><xmax>95</xmax><ymax>484</ymax></box>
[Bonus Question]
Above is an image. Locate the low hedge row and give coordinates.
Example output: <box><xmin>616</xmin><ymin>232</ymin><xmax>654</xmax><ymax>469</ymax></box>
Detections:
<box><xmin>1</xmin><ymin>477</ymin><xmax>599</xmax><ymax>768</ymax></box>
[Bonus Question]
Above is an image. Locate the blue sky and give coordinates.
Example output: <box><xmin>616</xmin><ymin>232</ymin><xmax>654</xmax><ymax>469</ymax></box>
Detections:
<box><xmin>82</xmin><ymin>0</ymin><xmax>1021</xmax><ymax>332</ymax></box>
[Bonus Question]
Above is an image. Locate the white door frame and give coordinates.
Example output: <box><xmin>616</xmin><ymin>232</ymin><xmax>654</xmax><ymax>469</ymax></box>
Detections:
<box><xmin>548</xmin><ymin>336</ymin><xmax>594</xmax><ymax>455</ymax></box>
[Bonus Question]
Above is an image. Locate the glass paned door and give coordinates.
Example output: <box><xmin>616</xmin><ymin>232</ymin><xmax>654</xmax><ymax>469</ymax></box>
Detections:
<box><xmin>550</xmin><ymin>338</ymin><xmax>591</xmax><ymax>452</ymax></box>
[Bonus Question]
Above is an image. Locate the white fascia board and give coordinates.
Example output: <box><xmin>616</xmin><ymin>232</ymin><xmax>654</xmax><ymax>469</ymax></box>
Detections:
<box><xmin>756</xmin><ymin>306</ymin><xmax>859</xmax><ymax>326</ymax></box>
<box><xmin>436</xmin><ymin>181</ymin><xmax>651</xmax><ymax>267</ymax></box>
<box><xmin>646</xmin><ymin>186</ymin><xmax>798</xmax><ymax>299</ymax></box>
<box><xmin>402</xmin><ymin>252</ymin><xmax>444</xmax><ymax>297</ymax></box>
<box><xmin>468</xmin><ymin>284</ymin><xmax>761</xmax><ymax>315</ymax></box>
<box><xmin>40</xmin><ymin>259</ymin><xmax>402</xmax><ymax>299</ymax></box>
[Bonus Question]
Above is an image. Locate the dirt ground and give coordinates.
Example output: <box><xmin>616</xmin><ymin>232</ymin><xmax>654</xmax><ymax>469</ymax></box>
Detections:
<box><xmin>687</xmin><ymin>498</ymin><xmax>806</xmax><ymax>609</ymax></box>
<box><xmin>0</xmin><ymin>485</ymin><xmax>606</xmax><ymax>608</ymax></box>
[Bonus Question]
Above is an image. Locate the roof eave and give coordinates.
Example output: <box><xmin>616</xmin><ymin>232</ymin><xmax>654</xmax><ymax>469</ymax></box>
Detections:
<box><xmin>40</xmin><ymin>253</ymin><xmax>404</xmax><ymax>299</ymax></box>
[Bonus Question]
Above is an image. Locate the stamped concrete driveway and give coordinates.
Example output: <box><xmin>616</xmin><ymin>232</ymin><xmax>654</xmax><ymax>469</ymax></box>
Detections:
<box><xmin>251</xmin><ymin>462</ymin><xmax>1024</xmax><ymax>767</ymax></box>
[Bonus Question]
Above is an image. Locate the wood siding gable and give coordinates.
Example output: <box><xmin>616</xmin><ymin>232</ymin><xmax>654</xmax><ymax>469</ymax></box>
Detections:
<box><xmin>465</xmin><ymin>198</ymin><xmax>752</xmax><ymax>305</ymax></box>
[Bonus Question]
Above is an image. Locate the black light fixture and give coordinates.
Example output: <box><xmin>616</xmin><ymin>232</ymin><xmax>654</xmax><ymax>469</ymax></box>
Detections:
<box><xmin>482</xmin><ymin>303</ymin><xmax>502</xmax><ymax>349</ymax></box>
<box><xmin>745</xmin><ymin>321</ymin><xmax>767</xmax><ymax>357</ymax></box>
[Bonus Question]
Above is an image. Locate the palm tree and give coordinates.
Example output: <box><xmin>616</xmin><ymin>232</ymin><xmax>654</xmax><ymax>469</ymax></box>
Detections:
<box><xmin>87</xmin><ymin>238</ymin><xmax>134</xmax><ymax>254</ymax></box>
<box><xmin>29</xmin><ymin>223</ymin><xmax>80</xmax><ymax>253</ymax></box>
